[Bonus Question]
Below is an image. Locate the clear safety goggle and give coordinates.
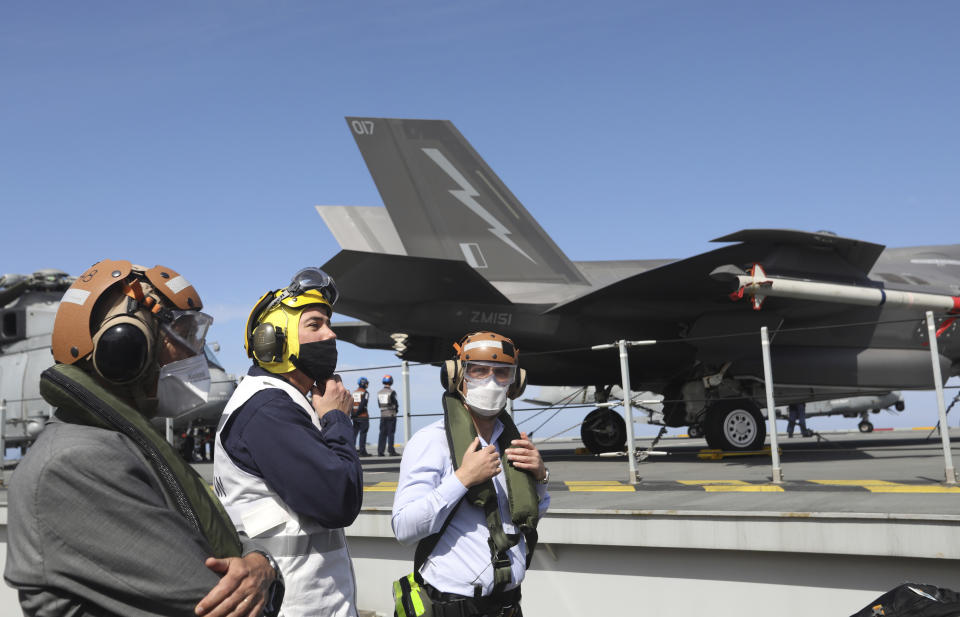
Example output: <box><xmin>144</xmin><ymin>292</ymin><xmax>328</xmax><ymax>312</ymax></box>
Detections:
<box><xmin>464</xmin><ymin>360</ymin><xmax>517</xmax><ymax>386</ymax></box>
<box><xmin>285</xmin><ymin>266</ymin><xmax>339</xmax><ymax>307</ymax></box>
<box><xmin>158</xmin><ymin>310</ymin><xmax>213</xmax><ymax>358</ymax></box>
<box><xmin>262</xmin><ymin>267</ymin><xmax>339</xmax><ymax>317</ymax></box>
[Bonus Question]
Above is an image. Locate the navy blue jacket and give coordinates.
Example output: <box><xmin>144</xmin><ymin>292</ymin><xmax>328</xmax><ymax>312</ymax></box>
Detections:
<box><xmin>219</xmin><ymin>367</ymin><xmax>363</xmax><ymax>528</ymax></box>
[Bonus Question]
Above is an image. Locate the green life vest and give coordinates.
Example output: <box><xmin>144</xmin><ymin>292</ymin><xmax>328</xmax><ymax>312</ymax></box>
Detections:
<box><xmin>414</xmin><ymin>393</ymin><xmax>541</xmax><ymax>595</ymax></box>
<box><xmin>39</xmin><ymin>363</ymin><xmax>242</xmax><ymax>558</ymax></box>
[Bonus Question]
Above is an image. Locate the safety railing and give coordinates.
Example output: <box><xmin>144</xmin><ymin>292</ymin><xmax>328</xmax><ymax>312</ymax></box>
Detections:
<box><xmin>330</xmin><ymin>309</ymin><xmax>959</xmax><ymax>487</ymax></box>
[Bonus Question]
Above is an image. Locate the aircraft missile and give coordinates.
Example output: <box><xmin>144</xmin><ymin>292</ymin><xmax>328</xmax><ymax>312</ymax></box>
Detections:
<box><xmin>712</xmin><ymin>264</ymin><xmax>960</xmax><ymax>314</ymax></box>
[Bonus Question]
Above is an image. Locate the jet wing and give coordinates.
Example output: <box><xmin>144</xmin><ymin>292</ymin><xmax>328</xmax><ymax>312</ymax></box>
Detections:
<box><xmin>547</xmin><ymin>229</ymin><xmax>887</xmax><ymax>315</ymax></box>
<box><xmin>712</xmin><ymin>229</ymin><xmax>886</xmax><ymax>275</ymax></box>
<box><xmin>322</xmin><ymin>250</ymin><xmax>511</xmax><ymax>323</ymax></box>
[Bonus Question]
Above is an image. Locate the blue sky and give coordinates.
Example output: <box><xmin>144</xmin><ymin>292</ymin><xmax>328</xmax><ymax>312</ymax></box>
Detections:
<box><xmin>2</xmin><ymin>2</ymin><xmax>958</xmax><ymax>438</ymax></box>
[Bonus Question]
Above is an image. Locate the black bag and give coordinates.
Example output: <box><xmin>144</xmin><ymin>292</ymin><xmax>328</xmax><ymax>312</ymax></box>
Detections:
<box><xmin>850</xmin><ymin>583</ymin><xmax>960</xmax><ymax>616</ymax></box>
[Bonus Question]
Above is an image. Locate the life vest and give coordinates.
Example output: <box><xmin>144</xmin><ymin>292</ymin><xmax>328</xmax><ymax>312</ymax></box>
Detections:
<box><xmin>414</xmin><ymin>393</ymin><xmax>541</xmax><ymax>594</ymax></box>
<box><xmin>377</xmin><ymin>387</ymin><xmax>397</xmax><ymax>417</ymax></box>
<box><xmin>214</xmin><ymin>373</ymin><xmax>358</xmax><ymax>617</ymax></box>
<box><xmin>38</xmin><ymin>363</ymin><xmax>242</xmax><ymax>558</ymax></box>
<box><xmin>351</xmin><ymin>389</ymin><xmax>368</xmax><ymax>418</ymax></box>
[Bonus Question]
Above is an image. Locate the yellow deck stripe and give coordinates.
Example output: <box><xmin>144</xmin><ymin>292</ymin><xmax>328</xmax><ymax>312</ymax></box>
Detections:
<box><xmin>679</xmin><ymin>480</ymin><xmax>750</xmax><ymax>486</ymax></box>
<box><xmin>364</xmin><ymin>481</ymin><xmax>399</xmax><ymax>492</ymax></box>
<box><xmin>565</xmin><ymin>480</ymin><xmax>625</xmax><ymax>485</ymax></box>
<box><xmin>811</xmin><ymin>480</ymin><xmax>960</xmax><ymax>493</ymax></box>
<box><xmin>809</xmin><ymin>480</ymin><xmax>897</xmax><ymax>487</ymax></box>
<box><xmin>867</xmin><ymin>485</ymin><xmax>960</xmax><ymax>494</ymax></box>
<box><xmin>679</xmin><ymin>480</ymin><xmax>782</xmax><ymax>492</ymax></box>
<box><xmin>564</xmin><ymin>480</ymin><xmax>636</xmax><ymax>492</ymax></box>
<box><xmin>702</xmin><ymin>484</ymin><xmax>784</xmax><ymax>492</ymax></box>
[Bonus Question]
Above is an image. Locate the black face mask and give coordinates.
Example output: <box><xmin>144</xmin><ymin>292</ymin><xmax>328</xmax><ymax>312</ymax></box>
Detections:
<box><xmin>292</xmin><ymin>339</ymin><xmax>338</xmax><ymax>382</ymax></box>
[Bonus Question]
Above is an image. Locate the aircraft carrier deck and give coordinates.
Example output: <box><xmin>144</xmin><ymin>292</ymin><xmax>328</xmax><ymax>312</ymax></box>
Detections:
<box><xmin>1</xmin><ymin>427</ymin><xmax>959</xmax><ymax>616</ymax></box>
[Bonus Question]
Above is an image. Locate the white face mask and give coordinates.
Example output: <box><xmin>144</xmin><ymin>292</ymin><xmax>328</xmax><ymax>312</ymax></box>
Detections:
<box><xmin>463</xmin><ymin>377</ymin><xmax>508</xmax><ymax>416</ymax></box>
<box><xmin>156</xmin><ymin>354</ymin><xmax>211</xmax><ymax>418</ymax></box>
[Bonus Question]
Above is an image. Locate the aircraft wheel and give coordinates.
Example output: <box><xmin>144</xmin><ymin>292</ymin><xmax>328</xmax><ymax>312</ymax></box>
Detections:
<box><xmin>858</xmin><ymin>420</ymin><xmax>874</xmax><ymax>433</ymax></box>
<box><xmin>581</xmin><ymin>408</ymin><xmax>626</xmax><ymax>454</ymax></box>
<box><xmin>895</xmin><ymin>401</ymin><xmax>905</xmax><ymax>411</ymax></box>
<box><xmin>704</xmin><ymin>399</ymin><xmax>766</xmax><ymax>451</ymax></box>
<box><xmin>687</xmin><ymin>424</ymin><xmax>703</xmax><ymax>439</ymax></box>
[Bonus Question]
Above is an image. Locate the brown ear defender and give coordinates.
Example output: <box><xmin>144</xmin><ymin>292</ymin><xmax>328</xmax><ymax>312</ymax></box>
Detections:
<box><xmin>507</xmin><ymin>368</ymin><xmax>527</xmax><ymax>400</ymax></box>
<box><xmin>90</xmin><ymin>314</ymin><xmax>155</xmax><ymax>384</ymax></box>
<box><xmin>441</xmin><ymin>359</ymin><xmax>462</xmax><ymax>394</ymax></box>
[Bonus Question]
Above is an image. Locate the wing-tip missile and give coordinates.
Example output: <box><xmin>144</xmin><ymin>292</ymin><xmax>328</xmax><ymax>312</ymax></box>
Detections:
<box><xmin>721</xmin><ymin>263</ymin><xmax>960</xmax><ymax>315</ymax></box>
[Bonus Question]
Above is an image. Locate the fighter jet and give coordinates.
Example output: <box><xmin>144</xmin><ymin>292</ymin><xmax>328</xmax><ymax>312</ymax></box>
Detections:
<box><xmin>316</xmin><ymin>117</ymin><xmax>960</xmax><ymax>452</ymax></box>
<box><xmin>0</xmin><ymin>270</ymin><xmax>236</xmax><ymax>451</ymax></box>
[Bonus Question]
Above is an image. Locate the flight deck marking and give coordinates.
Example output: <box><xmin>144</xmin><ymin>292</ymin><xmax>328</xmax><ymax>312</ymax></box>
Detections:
<box><xmin>810</xmin><ymin>480</ymin><xmax>960</xmax><ymax>493</ymax></box>
<box><xmin>679</xmin><ymin>480</ymin><xmax>784</xmax><ymax>492</ymax></box>
<box><xmin>564</xmin><ymin>480</ymin><xmax>636</xmax><ymax>492</ymax></box>
<box><xmin>422</xmin><ymin>147</ymin><xmax>536</xmax><ymax>264</ymax></box>
<box><xmin>866</xmin><ymin>485</ymin><xmax>960</xmax><ymax>494</ymax></box>
<box><xmin>809</xmin><ymin>480</ymin><xmax>897</xmax><ymax>487</ymax></box>
<box><xmin>700</xmin><ymin>484</ymin><xmax>784</xmax><ymax>492</ymax></box>
<box><xmin>358</xmin><ymin>480</ymin><xmax>958</xmax><ymax>493</ymax></box>
<box><xmin>679</xmin><ymin>480</ymin><xmax>750</xmax><ymax>485</ymax></box>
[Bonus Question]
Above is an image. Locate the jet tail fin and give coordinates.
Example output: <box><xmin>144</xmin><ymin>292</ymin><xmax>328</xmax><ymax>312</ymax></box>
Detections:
<box><xmin>345</xmin><ymin>117</ymin><xmax>586</xmax><ymax>285</ymax></box>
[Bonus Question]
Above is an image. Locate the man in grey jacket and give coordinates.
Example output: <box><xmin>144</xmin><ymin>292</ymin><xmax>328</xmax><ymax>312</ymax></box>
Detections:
<box><xmin>4</xmin><ymin>259</ymin><xmax>282</xmax><ymax>617</ymax></box>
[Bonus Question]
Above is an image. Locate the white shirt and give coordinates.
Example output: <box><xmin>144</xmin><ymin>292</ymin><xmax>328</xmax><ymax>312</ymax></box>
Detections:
<box><xmin>391</xmin><ymin>419</ymin><xmax>550</xmax><ymax>597</ymax></box>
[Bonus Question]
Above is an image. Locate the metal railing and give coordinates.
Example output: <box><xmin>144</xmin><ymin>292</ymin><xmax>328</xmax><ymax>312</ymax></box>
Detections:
<box><xmin>330</xmin><ymin>309</ymin><xmax>958</xmax><ymax>487</ymax></box>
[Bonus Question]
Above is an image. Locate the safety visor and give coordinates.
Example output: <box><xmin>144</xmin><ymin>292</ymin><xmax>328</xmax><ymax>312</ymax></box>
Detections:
<box><xmin>286</xmin><ymin>267</ymin><xmax>339</xmax><ymax>307</ymax></box>
<box><xmin>159</xmin><ymin>310</ymin><xmax>213</xmax><ymax>359</ymax></box>
<box><xmin>464</xmin><ymin>360</ymin><xmax>517</xmax><ymax>386</ymax></box>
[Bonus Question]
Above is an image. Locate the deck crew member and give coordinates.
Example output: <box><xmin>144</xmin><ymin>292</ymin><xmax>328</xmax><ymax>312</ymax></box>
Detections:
<box><xmin>377</xmin><ymin>374</ymin><xmax>400</xmax><ymax>457</ymax></box>
<box><xmin>392</xmin><ymin>332</ymin><xmax>550</xmax><ymax>617</ymax></box>
<box><xmin>5</xmin><ymin>259</ymin><xmax>282</xmax><ymax>617</ymax></box>
<box><xmin>352</xmin><ymin>377</ymin><xmax>371</xmax><ymax>456</ymax></box>
<box><xmin>215</xmin><ymin>267</ymin><xmax>363</xmax><ymax>617</ymax></box>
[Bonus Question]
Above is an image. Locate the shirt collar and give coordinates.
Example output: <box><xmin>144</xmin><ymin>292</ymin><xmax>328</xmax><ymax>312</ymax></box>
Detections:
<box><xmin>477</xmin><ymin>418</ymin><xmax>504</xmax><ymax>447</ymax></box>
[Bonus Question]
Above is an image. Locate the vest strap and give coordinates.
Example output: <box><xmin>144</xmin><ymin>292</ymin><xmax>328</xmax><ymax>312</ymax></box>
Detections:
<box><xmin>253</xmin><ymin>529</ymin><xmax>345</xmax><ymax>556</ymax></box>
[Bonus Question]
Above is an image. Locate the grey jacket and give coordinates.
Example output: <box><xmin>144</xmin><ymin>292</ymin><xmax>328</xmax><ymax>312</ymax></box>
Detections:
<box><xmin>5</xmin><ymin>418</ymin><xmax>225</xmax><ymax>617</ymax></box>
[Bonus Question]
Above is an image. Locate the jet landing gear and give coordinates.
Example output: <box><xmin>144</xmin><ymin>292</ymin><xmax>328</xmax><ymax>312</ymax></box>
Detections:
<box><xmin>581</xmin><ymin>408</ymin><xmax>626</xmax><ymax>454</ymax></box>
<box><xmin>858</xmin><ymin>420</ymin><xmax>874</xmax><ymax>433</ymax></box>
<box><xmin>704</xmin><ymin>399</ymin><xmax>766</xmax><ymax>451</ymax></box>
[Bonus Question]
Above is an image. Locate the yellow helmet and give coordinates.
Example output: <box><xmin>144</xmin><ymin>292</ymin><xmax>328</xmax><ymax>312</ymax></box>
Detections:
<box><xmin>244</xmin><ymin>267</ymin><xmax>337</xmax><ymax>374</ymax></box>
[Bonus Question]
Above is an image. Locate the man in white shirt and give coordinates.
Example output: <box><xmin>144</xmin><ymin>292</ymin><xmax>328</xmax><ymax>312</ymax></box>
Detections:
<box><xmin>392</xmin><ymin>332</ymin><xmax>549</xmax><ymax>617</ymax></box>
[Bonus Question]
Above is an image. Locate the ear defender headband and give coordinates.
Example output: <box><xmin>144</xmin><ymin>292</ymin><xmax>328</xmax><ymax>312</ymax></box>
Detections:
<box><xmin>440</xmin><ymin>332</ymin><xmax>527</xmax><ymax>399</ymax></box>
